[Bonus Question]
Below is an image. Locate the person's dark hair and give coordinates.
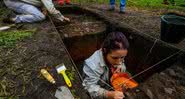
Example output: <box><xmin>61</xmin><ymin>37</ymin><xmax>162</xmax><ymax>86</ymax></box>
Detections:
<box><xmin>102</xmin><ymin>32</ymin><xmax>129</xmax><ymax>55</ymax></box>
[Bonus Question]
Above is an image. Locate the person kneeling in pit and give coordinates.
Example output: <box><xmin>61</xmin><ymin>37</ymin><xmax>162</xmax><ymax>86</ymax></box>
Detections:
<box><xmin>83</xmin><ymin>32</ymin><xmax>129</xmax><ymax>99</ymax></box>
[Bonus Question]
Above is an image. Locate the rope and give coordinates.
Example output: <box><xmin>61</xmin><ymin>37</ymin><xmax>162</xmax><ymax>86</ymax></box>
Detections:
<box><xmin>48</xmin><ymin>15</ymin><xmax>84</xmax><ymax>81</ymax></box>
<box><xmin>130</xmin><ymin>50</ymin><xmax>182</xmax><ymax>83</ymax></box>
<box><xmin>143</xmin><ymin>39</ymin><xmax>158</xmax><ymax>63</ymax></box>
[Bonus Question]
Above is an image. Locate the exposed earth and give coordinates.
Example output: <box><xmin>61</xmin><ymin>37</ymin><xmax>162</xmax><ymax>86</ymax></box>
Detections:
<box><xmin>0</xmin><ymin>2</ymin><xmax>185</xmax><ymax>99</ymax></box>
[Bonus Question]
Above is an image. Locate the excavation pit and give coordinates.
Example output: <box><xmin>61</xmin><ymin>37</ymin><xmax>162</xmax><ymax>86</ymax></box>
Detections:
<box><xmin>52</xmin><ymin>5</ymin><xmax>183</xmax><ymax>98</ymax></box>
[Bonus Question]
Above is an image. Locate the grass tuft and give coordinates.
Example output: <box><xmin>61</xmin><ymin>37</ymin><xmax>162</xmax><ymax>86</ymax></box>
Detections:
<box><xmin>0</xmin><ymin>30</ymin><xmax>35</xmax><ymax>48</ymax></box>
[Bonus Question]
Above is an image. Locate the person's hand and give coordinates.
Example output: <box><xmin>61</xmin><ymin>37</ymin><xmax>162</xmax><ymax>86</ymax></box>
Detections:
<box><xmin>41</xmin><ymin>7</ymin><xmax>47</xmax><ymax>16</ymax></box>
<box><xmin>55</xmin><ymin>15</ymin><xmax>70</xmax><ymax>23</ymax></box>
<box><xmin>52</xmin><ymin>13</ymin><xmax>70</xmax><ymax>23</ymax></box>
<box><xmin>114</xmin><ymin>67</ymin><xmax>121</xmax><ymax>73</ymax></box>
<box><xmin>113</xmin><ymin>65</ymin><xmax>122</xmax><ymax>73</ymax></box>
<box><xmin>106</xmin><ymin>91</ymin><xmax>125</xmax><ymax>99</ymax></box>
<box><xmin>63</xmin><ymin>17</ymin><xmax>70</xmax><ymax>22</ymax></box>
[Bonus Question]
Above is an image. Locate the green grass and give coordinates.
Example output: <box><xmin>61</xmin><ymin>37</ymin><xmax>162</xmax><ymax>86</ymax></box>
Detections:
<box><xmin>66</xmin><ymin>69</ymin><xmax>75</xmax><ymax>81</ymax></box>
<box><xmin>127</xmin><ymin>0</ymin><xmax>185</xmax><ymax>8</ymax></box>
<box><xmin>0</xmin><ymin>30</ymin><xmax>34</xmax><ymax>48</ymax></box>
<box><xmin>0</xmin><ymin>8</ymin><xmax>11</xmax><ymax>22</ymax></box>
<box><xmin>0</xmin><ymin>7</ymin><xmax>10</xmax><ymax>16</ymax></box>
<box><xmin>71</xmin><ymin>0</ymin><xmax>185</xmax><ymax>11</ymax></box>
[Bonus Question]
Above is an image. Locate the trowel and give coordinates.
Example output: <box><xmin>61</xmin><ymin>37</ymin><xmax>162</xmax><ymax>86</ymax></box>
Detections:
<box><xmin>0</xmin><ymin>24</ymin><xmax>23</xmax><ymax>31</ymax></box>
<box><xmin>55</xmin><ymin>86</ymin><xmax>74</xmax><ymax>99</ymax></box>
<box><xmin>0</xmin><ymin>24</ymin><xmax>16</xmax><ymax>31</ymax></box>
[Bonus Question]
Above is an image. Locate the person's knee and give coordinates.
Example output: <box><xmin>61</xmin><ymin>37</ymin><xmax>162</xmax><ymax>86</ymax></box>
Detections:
<box><xmin>34</xmin><ymin>14</ymin><xmax>46</xmax><ymax>21</ymax></box>
<box><xmin>39</xmin><ymin>14</ymin><xmax>46</xmax><ymax>20</ymax></box>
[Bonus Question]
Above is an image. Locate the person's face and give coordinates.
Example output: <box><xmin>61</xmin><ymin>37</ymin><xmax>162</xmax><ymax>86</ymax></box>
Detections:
<box><xmin>106</xmin><ymin>49</ymin><xmax>128</xmax><ymax>66</ymax></box>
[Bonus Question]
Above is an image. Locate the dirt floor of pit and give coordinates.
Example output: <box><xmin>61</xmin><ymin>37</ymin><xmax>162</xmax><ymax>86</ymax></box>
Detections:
<box><xmin>0</xmin><ymin>2</ymin><xmax>185</xmax><ymax>99</ymax></box>
<box><xmin>55</xmin><ymin>14</ymin><xmax>106</xmax><ymax>37</ymax></box>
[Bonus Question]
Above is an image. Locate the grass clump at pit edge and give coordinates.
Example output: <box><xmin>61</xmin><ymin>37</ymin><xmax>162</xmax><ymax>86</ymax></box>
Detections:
<box><xmin>127</xmin><ymin>0</ymin><xmax>185</xmax><ymax>11</ymax></box>
<box><xmin>0</xmin><ymin>30</ymin><xmax>35</xmax><ymax>48</ymax></box>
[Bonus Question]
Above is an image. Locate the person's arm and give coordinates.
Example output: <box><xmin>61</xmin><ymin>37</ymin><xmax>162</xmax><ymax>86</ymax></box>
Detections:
<box><xmin>82</xmin><ymin>62</ymin><xmax>107</xmax><ymax>98</ymax></box>
<box><xmin>83</xmin><ymin>62</ymin><xmax>125</xmax><ymax>99</ymax></box>
<box><xmin>41</xmin><ymin>0</ymin><xmax>70</xmax><ymax>22</ymax></box>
